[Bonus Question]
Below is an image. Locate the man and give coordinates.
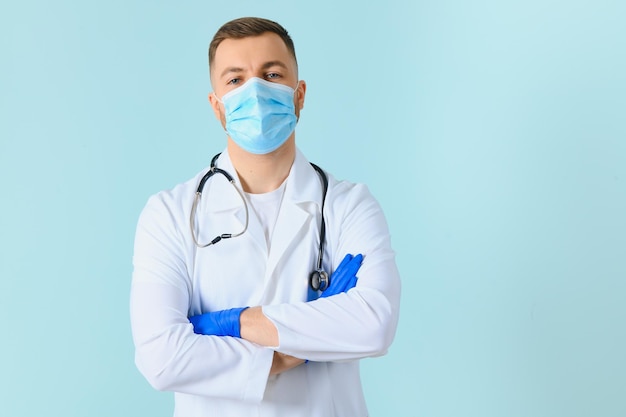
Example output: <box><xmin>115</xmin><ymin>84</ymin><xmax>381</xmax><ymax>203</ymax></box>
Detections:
<box><xmin>130</xmin><ymin>17</ymin><xmax>401</xmax><ymax>417</ymax></box>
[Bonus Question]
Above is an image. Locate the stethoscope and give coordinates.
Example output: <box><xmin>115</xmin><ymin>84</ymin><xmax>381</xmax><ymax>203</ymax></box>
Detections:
<box><xmin>190</xmin><ymin>153</ymin><xmax>331</xmax><ymax>291</ymax></box>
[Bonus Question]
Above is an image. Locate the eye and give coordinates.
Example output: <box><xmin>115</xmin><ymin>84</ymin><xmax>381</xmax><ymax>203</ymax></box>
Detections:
<box><xmin>227</xmin><ymin>77</ymin><xmax>242</xmax><ymax>86</ymax></box>
<box><xmin>265</xmin><ymin>72</ymin><xmax>281</xmax><ymax>80</ymax></box>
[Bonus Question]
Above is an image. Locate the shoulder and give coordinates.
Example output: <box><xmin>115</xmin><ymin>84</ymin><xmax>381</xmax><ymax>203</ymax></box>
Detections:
<box><xmin>326</xmin><ymin>172</ymin><xmax>379</xmax><ymax>212</ymax></box>
<box><xmin>322</xmin><ymin>171</ymin><xmax>393</xmax><ymax>260</ymax></box>
<box><xmin>317</xmin><ymin>169</ymin><xmax>388</xmax><ymax>239</ymax></box>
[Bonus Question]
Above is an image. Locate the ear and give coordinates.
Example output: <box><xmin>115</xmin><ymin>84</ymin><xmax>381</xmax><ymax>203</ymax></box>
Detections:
<box><xmin>295</xmin><ymin>80</ymin><xmax>306</xmax><ymax>111</ymax></box>
<box><xmin>208</xmin><ymin>92</ymin><xmax>223</xmax><ymax>121</ymax></box>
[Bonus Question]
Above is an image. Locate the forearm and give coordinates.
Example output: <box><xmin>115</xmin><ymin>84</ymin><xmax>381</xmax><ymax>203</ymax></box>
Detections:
<box><xmin>262</xmin><ymin>255</ymin><xmax>401</xmax><ymax>361</ymax></box>
<box><xmin>238</xmin><ymin>254</ymin><xmax>363</xmax><ymax>348</ymax></box>
<box><xmin>190</xmin><ymin>252</ymin><xmax>394</xmax><ymax>364</ymax></box>
<box><xmin>270</xmin><ymin>352</ymin><xmax>305</xmax><ymax>375</ymax></box>
<box><xmin>239</xmin><ymin>308</ymin><xmax>305</xmax><ymax>375</ymax></box>
<box><xmin>239</xmin><ymin>306</ymin><xmax>279</xmax><ymax>347</ymax></box>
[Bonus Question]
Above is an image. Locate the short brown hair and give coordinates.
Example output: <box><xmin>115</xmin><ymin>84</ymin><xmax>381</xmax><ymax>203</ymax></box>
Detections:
<box><xmin>208</xmin><ymin>17</ymin><xmax>297</xmax><ymax>71</ymax></box>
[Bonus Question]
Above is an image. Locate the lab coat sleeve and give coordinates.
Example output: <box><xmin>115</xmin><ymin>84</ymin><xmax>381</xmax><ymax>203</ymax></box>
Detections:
<box><xmin>130</xmin><ymin>193</ymin><xmax>274</xmax><ymax>401</ymax></box>
<box><xmin>262</xmin><ymin>182</ymin><xmax>401</xmax><ymax>362</ymax></box>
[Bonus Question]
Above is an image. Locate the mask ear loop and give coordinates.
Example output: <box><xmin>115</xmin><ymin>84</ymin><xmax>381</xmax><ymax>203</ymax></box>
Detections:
<box><xmin>190</xmin><ymin>153</ymin><xmax>249</xmax><ymax>248</ymax></box>
<box><xmin>294</xmin><ymin>80</ymin><xmax>302</xmax><ymax>116</ymax></box>
<box><xmin>212</xmin><ymin>92</ymin><xmax>231</xmax><ymax>137</ymax></box>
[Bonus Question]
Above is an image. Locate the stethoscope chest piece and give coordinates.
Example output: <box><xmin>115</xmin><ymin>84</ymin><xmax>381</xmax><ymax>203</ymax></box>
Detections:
<box><xmin>310</xmin><ymin>269</ymin><xmax>329</xmax><ymax>292</ymax></box>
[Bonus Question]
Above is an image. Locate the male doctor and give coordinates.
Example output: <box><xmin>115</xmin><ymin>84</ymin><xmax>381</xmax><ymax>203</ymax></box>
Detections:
<box><xmin>130</xmin><ymin>16</ymin><xmax>401</xmax><ymax>417</ymax></box>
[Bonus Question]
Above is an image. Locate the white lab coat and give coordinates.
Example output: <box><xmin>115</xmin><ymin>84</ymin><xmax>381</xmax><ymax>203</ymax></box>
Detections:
<box><xmin>130</xmin><ymin>148</ymin><xmax>401</xmax><ymax>417</ymax></box>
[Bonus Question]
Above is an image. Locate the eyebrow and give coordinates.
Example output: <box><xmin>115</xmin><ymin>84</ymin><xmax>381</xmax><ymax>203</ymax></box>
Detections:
<box><xmin>261</xmin><ymin>60</ymin><xmax>288</xmax><ymax>71</ymax></box>
<box><xmin>219</xmin><ymin>66</ymin><xmax>244</xmax><ymax>79</ymax></box>
<box><xmin>219</xmin><ymin>60</ymin><xmax>289</xmax><ymax>79</ymax></box>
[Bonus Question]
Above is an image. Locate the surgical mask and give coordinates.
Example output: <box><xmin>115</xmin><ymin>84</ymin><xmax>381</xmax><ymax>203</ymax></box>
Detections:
<box><xmin>217</xmin><ymin>77</ymin><xmax>298</xmax><ymax>155</ymax></box>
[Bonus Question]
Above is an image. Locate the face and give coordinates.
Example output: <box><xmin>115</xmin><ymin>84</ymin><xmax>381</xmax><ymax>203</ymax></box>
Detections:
<box><xmin>208</xmin><ymin>32</ymin><xmax>306</xmax><ymax>129</ymax></box>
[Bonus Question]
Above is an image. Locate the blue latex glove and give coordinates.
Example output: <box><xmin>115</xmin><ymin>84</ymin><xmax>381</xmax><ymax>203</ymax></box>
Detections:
<box><xmin>188</xmin><ymin>307</ymin><xmax>249</xmax><ymax>337</ymax></box>
<box><xmin>320</xmin><ymin>253</ymin><xmax>364</xmax><ymax>298</ymax></box>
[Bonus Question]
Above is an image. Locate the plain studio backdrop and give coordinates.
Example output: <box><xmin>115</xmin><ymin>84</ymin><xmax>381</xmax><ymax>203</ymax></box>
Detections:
<box><xmin>1</xmin><ymin>1</ymin><xmax>624</xmax><ymax>416</ymax></box>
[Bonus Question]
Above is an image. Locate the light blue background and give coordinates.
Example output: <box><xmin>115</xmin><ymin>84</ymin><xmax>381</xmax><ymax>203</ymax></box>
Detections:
<box><xmin>1</xmin><ymin>1</ymin><xmax>625</xmax><ymax>416</ymax></box>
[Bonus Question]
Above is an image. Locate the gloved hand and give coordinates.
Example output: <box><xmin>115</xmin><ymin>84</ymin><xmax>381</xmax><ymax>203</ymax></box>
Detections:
<box><xmin>188</xmin><ymin>307</ymin><xmax>249</xmax><ymax>337</ymax></box>
<box><xmin>320</xmin><ymin>253</ymin><xmax>364</xmax><ymax>298</ymax></box>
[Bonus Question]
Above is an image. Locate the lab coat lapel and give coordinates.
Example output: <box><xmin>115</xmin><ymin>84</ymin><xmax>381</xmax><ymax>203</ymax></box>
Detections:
<box><xmin>266</xmin><ymin>200</ymin><xmax>310</xmax><ymax>274</ymax></box>
<box><xmin>266</xmin><ymin>150</ymin><xmax>323</xmax><ymax>275</ymax></box>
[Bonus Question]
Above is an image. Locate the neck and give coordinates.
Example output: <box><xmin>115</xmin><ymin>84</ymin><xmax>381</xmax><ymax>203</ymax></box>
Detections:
<box><xmin>227</xmin><ymin>137</ymin><xmax>296</xmax><ymax>194</ymax></box>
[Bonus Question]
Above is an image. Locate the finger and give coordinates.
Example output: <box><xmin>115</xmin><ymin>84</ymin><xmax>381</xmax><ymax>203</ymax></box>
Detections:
<box><xmin>328</xmin><ymin>254</ymin><xmax>354</xmax><ymax>286</ymax></box>
<box><xmin>343</xmin><ymin>253</ymin><xmax>363</xmax><ymax>277</ymax></box>
<box><xmin>189</xmin><ymin>316</ymin><xmax>199</xmax><ymax>331</ymax></box>
<box><xmin>335</xmin><ymin>254</ymin><xmax>353</xmax><ymax>273</ymax></box>
<box><xmin>346</xmin><ymin>275</ymin><xmax>358</xmax><ymax>291</ymax></box>
<box><xmin>189</xmin><ymin>314</ymin><xmax>208</xmax><ymax>334</ymax></box>
<box><xmin>333</xmin><ymin>254</ymin><xmax>362</xmax><ymax>293</ymax></box>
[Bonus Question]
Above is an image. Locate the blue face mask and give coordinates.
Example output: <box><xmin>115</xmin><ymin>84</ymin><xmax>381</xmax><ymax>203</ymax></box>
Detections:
<box><xmin>217</xmin><ymin>77</ymin><xmax>298</xmax><ymax>155</ymax></box>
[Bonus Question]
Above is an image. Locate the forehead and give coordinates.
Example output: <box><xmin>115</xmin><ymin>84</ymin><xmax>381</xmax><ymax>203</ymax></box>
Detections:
<box><xmin>211</xmin><ymin>32</ymin><xmax>297</xmax><ymax>77</ymax></box>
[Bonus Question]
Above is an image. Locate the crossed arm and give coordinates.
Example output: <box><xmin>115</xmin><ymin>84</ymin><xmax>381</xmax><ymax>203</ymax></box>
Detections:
<box><xmin>188</xmin><ymin>254</ymin><xmax>364</xmax><ymax>374</ymax></box>
<box><xmin>132</xmin><ymin>182</ymin><xmax>400</xmax><ymax>399</ymax></box>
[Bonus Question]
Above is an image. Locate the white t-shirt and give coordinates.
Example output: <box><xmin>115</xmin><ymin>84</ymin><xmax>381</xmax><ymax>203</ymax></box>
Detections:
<box><xmin>245</xmin><ymin>180</ymin><xmax>287</xmax><ymax>250</ymax></box>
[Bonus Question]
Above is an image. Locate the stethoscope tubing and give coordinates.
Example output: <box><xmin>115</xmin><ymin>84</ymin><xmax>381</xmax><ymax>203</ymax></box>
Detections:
<box><xmin>310</xmin><ymin>163</ymin><xmax>328</xmax><ymax>272</ymax></box>
<box><xmin>190</xmin><ymin>154</ymin><xmax>250</xmax><ymax>247</ymax></box>
<box><xmin>190</xmin><ymin>153</ymin><xmax>329</xmax><ymax>290</ymax></box>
